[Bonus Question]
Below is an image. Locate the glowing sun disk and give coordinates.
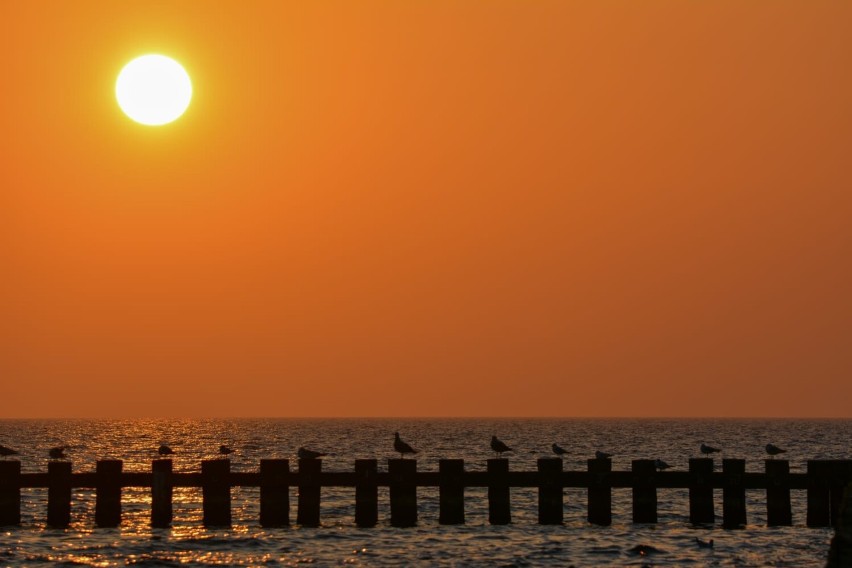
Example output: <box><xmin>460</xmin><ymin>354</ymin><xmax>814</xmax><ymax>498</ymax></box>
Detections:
<box><xmin>116</xmin><ymin>55</ymin><xmax>192</xmax><ymax>126</ymax></box>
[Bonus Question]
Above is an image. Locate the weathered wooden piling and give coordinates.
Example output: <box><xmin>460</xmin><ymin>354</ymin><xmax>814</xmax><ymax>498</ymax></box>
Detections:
<box><xmin>722</xmin><ymin>458</ymin><xmax>747</xmax><ymax>528</ymax></box>
<box><xmin>488</xmin><ymin>459</ymin><xmax>511</xmax><ymax>524</ymax></box>
<box><xmin>354</xmin><ymin>459</ymin><xmax>378</xmax><ymax>527</ymax></box>
<box><xmin>260</xmin><ymin>459</ymin><xmax>289</xmax><ymax>527</ymax></box>
<box><xmin>389</xmin><ymin>459</ymin><xmax>417</xmax><ymax>527</ymax></box>
<box><xmin>689</xmin><ymin>458</ymin><xmax>714</xmax><ymax>524</ymax></box>
<box><xmin>830</xmin><ymin>461</ymin><xmax>852</xmax><ymax>528</ymax></box>
<box><xmin>538</xmin><ymin>458</ymin><xmax>563</xmax><ymax>524</ymax></box>
<box><xmin>808</xmin><ymin>460</ymin><xmax>831</xmax><ymax>527</ymax></box>
<box><xmin>766</xmin><ymin>459</ymin><xmax>793</xmax><ymax>526</ymax></box>
<box><xmin>0</xmin><ymin>460</ymin><xmax>21</xmax><ymax>526</ymax></box>
<box><xmin>438</xmin><ymin>459</ymin><xmax>465</xmax><ymax>525</ymax></box>
<box><xmin>151</xmin><ymin>459</ymin><xmax>173</xmax><ymax>528</ymax></box>
<box><xmin>95</xmin><ymin>460</ymin><xmax>122</xmax><ymax>527</ymax></box>
<box><xmin>826</xmin><ymin>480</ymin><xmax>852</xmax><ymax>568</ymax></box>
<box><xmin>297</xmin><ymin>458</ymin><xmax>321</xmax><ymax>527</ymax></box>
<box><xmin>587</xmin><ymin>458</ymin><xmax>612</xmax><ymax>526</ymax></box>
<box><xmin>632</xmin><ymin>459</ymin><xmax>657</xmax><ymax>523</ymax></box>
<box><xmin>47</xmin><ymin>461</ymin><xmax>72</xmax><ymax>528</ymax></box>
<box><xmin>202</xmin><ymin>459</ymin><xmax>231</xmax><ymax>527</ymax></box>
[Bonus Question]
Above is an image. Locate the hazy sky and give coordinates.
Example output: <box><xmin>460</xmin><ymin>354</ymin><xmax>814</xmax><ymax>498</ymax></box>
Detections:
<box><xmin>2</xmin><ymin>1</ymin><xmax>851</xmax><ymax>418</ymax></box>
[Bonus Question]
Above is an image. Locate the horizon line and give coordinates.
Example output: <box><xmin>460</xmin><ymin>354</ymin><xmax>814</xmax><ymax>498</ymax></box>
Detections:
<box><xmin>2</xmin><ymin>415</ymin><xmax>851</xmax><ymax>421</ymax></box>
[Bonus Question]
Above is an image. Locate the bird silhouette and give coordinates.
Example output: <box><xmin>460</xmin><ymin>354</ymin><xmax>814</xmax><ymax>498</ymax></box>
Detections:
<box><xmin>551</xmin><ymin>443</ymin><xmax>568</xmax><ymax>456</ymax></box>
<box><xmin>0</xmin><ymin>445</ymin><xmax>19</xmax><ymax>459</ymax></box>
<box><xmin>700</xmin><ymin>443</ymin><xmax>721</xmax><ymax>456</ymax></box>
<box><xmin>49</xmin><ymin>447</ymin><xmax>67</xmax><ymax>460</ymax></box>
<box><xmin>695</xmin><ymin>537</ymin><xmax>714</xmax><ymax>548</ymax></box>
<box><xmin>490</xmin><ymin>436</ymin><xmax>513</xmax><ymax>457</ymax></box>
<box><xmin>219</xmin><ymin>445</ymin><xmax>234</xmax><ymax>455</ymax></box>
<box><xmin>298</xmin><ymin>447</ymin><xmax>327</xmax><ymax>459</ymax></box>
<box><xmin>765</xmin><ymin>443</ymin><xmax>787</xmax><ymax>457</ymax></box>
<box><xmin>595</xmin><ymin>450</ymin><xmax>612</xmax><ymax>460</ymax></box>
<box><xmin>393</xmin><ymin>432</ymin><xmax>418</xmax><ymax>458</ymax></box>
<box><xmin>654</xmin><ymin>459</ymin><xmax>671</xmax><ymax>471</ymax></box>
<box><xmin>158</xmin><ymin>445</ymin><xmax>175</xmax><ymax>456</ymax></box>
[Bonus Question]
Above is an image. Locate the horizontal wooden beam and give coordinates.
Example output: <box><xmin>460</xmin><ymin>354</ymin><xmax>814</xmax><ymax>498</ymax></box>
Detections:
<box><xmin>14</xmin><ymin>470</ymin><xmax>816</xmax><ymax>490</ymax></box>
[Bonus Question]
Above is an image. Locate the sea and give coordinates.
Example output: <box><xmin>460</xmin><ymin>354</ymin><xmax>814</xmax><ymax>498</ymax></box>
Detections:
<box><xmin>0</xmin><ymin>418</ymin><xmax>850</xmax><ymax>566</ymax></box>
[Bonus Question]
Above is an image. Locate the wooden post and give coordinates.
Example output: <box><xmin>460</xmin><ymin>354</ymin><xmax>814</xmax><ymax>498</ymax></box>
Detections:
<box><xmin>632</xmin><ymin>459</ymin><xmax>657</xmax><ymax>524</ymax></box>
<box><xmin>151</xmin><ymin>459</ymin><xmax>173</xmax><ymax>528</ymax></box>
<box><xmin>0</xmin><ymin>461</ymin><xmax>21</xmax><ymax>526</ymax></box>
<box><xmin>722</xmin><ymin>458</ymin><xmax>746</xmax><ymax>529</ymax></box>
<box><xmin>297</xmin><ymin>458</ymin><xmax>321</xmax><ymax>527</ymax></box>
<box><xmin>439</xmin><ymin>459</ymin><xmax>465</xmax><ymax>525</ymax></box>
<box><xmin>95</xmin><ymin>460</ymin><xmax>122</xmax><ymax>528</ymax></box>
<box><xmin>260</xmin><ymin>459</ymin><xmax>289</xmax><ymax>527</ymax></box>
<box><xmin>389</xmin><ymin>459</ymin><xmax>417</xmax><ymax>527</ymax></box>
<box><xmin>47</xmin><ymin>461</ymin><xmax>72</xmax><ymax>528</ymax></box>
<box><xmin>538</xmin><ymin>458</ymin><xmax>563</xmax><ymax>525</ymax></box>
<box><xmin>202</xmin><ymin>459</ymin><xmax>231</xmax><ymax>527</ymax></box>
<box><xmin>587</xmin><ymin>458</ymin><xmax>611</xmax><ymax>526</ymax></box>
<box><xmin>829</xmin><ymin>461</ymin><xmax>852</xmax><ymax>527</ymax></box>
<box><xmin>487</xmin><ymin>458</ymin><xmax>511</xmax><ymax>525</ymax></box>
<box><xmin>766</xmin><ymin>459</ymin><xmax>792</xmax><ymax>526</ymax></box>
<box><xmin>355</xmin><ymin>459</ymin><xmax>378</xmax><ymax>528</ymax></box>
<box><xmin>827</xmin><ymin>479</ymin><xmax>852</xmax><ymax>568</ymax></box>
<box><xmin>689</xmin><ymin>458</ymin><xmax>714</xmax><ymax>525</ymax></box>
<box><xmin>807</xmin><ymin>460</ymin><xmax>831</xmax><ymax>527</ymax></box>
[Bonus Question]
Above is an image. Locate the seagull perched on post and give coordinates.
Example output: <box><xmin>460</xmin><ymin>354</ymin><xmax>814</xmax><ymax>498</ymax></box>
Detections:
<box><xmin>49</xmin><ymin>447</ymin><xmax>67</xmax><ymax>460</ymax></box>
<box><xmin>654</xmin><ymin>459</ymin><xmax>671</xmax><ymax>471</ymax></box>
<box><xmin>595</xmin><ymin>451</ymin><xmax>612</xmax><ymax>460</ymax></box>
<box><xmin>219</xmin><ymin>445</ymin><xmax>234</xmax><ymax>455</ymax></box>
<box><xmin>393</xmin><ymin>432</ymin><xmax>418</xmax><ymax>458</ymax></box>
<box><xmin>551</xmin><ymin>443</ymin><xmax>568</xmax><ymax>456</ymax></box>
<box><xmin>158</xmin><ymin>445</ymin><xmax>175</xmax><ymax>456</ymax></box>
<box><xmin>298</xmin><ymin>447</ymin><xmax>327</xmax><ymax>460</ymax></box>
<box><xmin>765</xmin><ymin>443</ymin><xmax>787</xmax><ymax>458</ymax></box>
<box><xmin>700</xmin><ymin>443</ymin><xmax>721</xmax><ymax>456</ymax></box>
<box><xmin>490</xmin><ymin>436</ymin><xmax>513</xmax><ymax>458</ymax></box>
<box><xmin>0</xmin><ymin>445</ymin><xmax>19</xmax><ymax>459</ymax></box>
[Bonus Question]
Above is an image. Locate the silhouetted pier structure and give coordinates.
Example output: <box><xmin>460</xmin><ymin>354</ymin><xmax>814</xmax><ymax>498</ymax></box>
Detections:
<box><xmin>1</xmin><ymin>458</ymin><xmax>850</xmax><ymax>529</ymax></box>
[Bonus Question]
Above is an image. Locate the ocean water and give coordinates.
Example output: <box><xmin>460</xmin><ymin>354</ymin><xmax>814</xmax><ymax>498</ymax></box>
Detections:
<box><xmin>0</xmin><ymin>418</ymin><xmax>850</xmax><ymax>566</ymax></box>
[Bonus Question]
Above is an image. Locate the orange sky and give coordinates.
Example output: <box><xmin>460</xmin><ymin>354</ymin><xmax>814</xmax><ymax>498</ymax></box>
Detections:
<box><xmin>2</xmin><ymin>1</ymin><xmax>851</xmax><ymax>418</ymax></box>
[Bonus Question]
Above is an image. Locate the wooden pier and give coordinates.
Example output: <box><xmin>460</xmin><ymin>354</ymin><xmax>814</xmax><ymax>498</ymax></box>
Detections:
<box><xmin>0</xmin><ymin>458</ymin><xmax>850</xmax><ymax>529</ymax></box>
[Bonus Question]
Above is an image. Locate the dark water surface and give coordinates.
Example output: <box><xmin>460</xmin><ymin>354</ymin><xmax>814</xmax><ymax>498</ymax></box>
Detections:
<box><xmin>1</xmin><ymin>418</ymin><xmax>850</xmax><ymax>566</ymax></box>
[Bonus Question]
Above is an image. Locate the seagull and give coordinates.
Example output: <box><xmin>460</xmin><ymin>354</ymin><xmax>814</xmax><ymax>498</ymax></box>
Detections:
<box><xmin>49</xmin><ymin>447</ymin><xmax>67</xmax><ymax>460</ymax></box>
<box><xmin>0</xmin><ymin>445</ymin><xmax>19</xmax><ymax>459</ymax></box>
<box><xmin>595</xmin><ymin>450</ymin><xmax>612</xmax><ymax>460</ymax></box>
<box><xmin>765</xmin><ymin>443</ymin><xmax>787</xmax><ymax>457</ymax></box>
<box><xmin>158</xmin><ymin>445</ymin><xmax>175</xmax><ymax>456</ymax></box>
<box><xmin>298</xmin><ymin>447</ymin><xmax>327</xmax><ymax>459</ymax></box>
<box><xmin>393</xmin><ymin>432</ymin><xmax>418</xmax><ymax>458</ymax></box>
<box><xmin>695</xmin><ymin>537</ymin><xmax>714</xmax><ymax>548</ymax></box>
<box><xmin>700</xmin><ymin>443</ymin><xmax>721</xmax><ymax>456</ymax></box>
<box><xmin>551</xmin><ymin>443</ymin><xmax>568</xmax><ymax>456</ymax></box>
<box><xmin>490</xmin><ymin>436</ymin><xmax>513</xmax><ymax>457</ymax></box>
<box><xmin>219</xmin><ymin>445</ymin><xmax>234</xmax><ymax>455</ymax></box>
<box><xmin>654</xmin><ymin>459</ymin><xmax>671</xmax><ymax>471</ymax></box>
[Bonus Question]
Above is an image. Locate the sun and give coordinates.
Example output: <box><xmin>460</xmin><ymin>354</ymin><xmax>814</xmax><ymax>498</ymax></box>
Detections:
<box><xmin>116</xmin><ymin>55</ymin><xmax>192</xmax><ymax>126</ymax></box>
